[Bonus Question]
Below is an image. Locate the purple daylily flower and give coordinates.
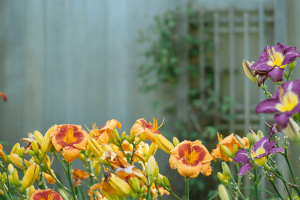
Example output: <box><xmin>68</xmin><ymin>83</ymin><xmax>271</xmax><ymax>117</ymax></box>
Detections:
<box><xmin>256</xmin><ymin>80</ymin><xmax>300</xmax><ymax>128</ymax></box>
<box><xmin>233</xmin><ymin>137</ymin><xmax>283</xmax><ymax>176</ymax></box>
<box><xmin>251</xmin><ymin>42</ymin><xmax>300</xmax><ymax>86</ymax></box>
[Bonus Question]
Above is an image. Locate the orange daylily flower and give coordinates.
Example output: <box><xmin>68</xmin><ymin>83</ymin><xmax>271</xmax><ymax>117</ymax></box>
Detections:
<box><xmin>30</xmin><ymin>189</ymin><xmax>63</xmax><ymax>200</ymax></box>
<box><xmin>0</xmin><ymin>92</ymin><xmax>7</xmax><ymax>101</ymax></box>
<box><xmin>169</xmin><ymin>140</ymin><xmax>213</xmax><ymax>178</ymax></box>
<box><xmin>150</xmin><ymin>183</ymin><xmax>170</xmax><ymax>197</ymax></box>
<box><xmin>36</xmin><ymin>170</ymin><xmax>56</xmax><ymax>184</ymax></box>
<box><xmin>90</xmin><ymin>120</ymin><xmax>121</xmax><ymax>145</ymax></box>
<box><xmin>131</xmin><ymin>118</ymin><xmax>163</xmax><ymax>142</ymax></box>
<box><xmin>52</xmin><ymin>124</ymin><xmax>89</xmax><ymax>162</ymax></box>
<box><xmin>211</xmin><ymin>133</ymin><xmax>248</xmax><ymax>162</ymax></box>
<box><xmin>72</xmin><ymin>167</ymin><xmax>90</xmax><ymax>187</ymax></box>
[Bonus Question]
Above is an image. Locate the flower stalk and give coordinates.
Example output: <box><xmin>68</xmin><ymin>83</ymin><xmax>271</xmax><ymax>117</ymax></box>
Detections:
<box><xmin>185</xmin><ymin>176</ymin><xmax>189</xmax><ymax>200</ymax></box>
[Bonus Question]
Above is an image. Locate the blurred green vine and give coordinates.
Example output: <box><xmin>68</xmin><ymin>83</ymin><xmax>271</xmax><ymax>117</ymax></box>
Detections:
<box><xmin>138</xmin><ymin>7</ymin><xmax>236</xmax><ymax>199</ymax></box>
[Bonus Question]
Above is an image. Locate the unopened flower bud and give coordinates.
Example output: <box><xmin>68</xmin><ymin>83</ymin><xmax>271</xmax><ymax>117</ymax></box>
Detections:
<box><xmin>21</xmin><ymin>164</ymin><xmax>40</xmax><ymax>192</ymax></box>
<box><xmin>125</xmin><ymin>135</ymin><xmax>131</xmax><ymax>142</ymax></box>
<box><xmin>129</xmin><ymin>177</ymin><xmax>141</xmax><ymax>193</ymax></box>
<box><xmin>217</xmin><ymin>172</ymin><xmax>224</xmax><ymax>182</ymax></box>
<box><xmin>88</xmin><ymin>140</ymin><xmax>102</xmax><ymax>157</ymax></box>
<box><xmin>10</xmin><ymin>143</ymin><xmax>20</xmax><ymax>155</ymax></box>
<box><xmin>121</xmin><ymin>131</ymin><xmax>126</xmax><ymax>141</ymax></box>
<box><xmin>173</xmin><ymin>137</ymin><xmax>180</xmax><ymax>146</ymax></box>
<box><xmin>41</xmin><ymin>127</ymin><xmax>54</xmax><ymax>159</ymax></box>
<box><xmin>130</xmin><ymin>129</ymin><xmax>135</xmax><ymax>142</ymax></box>
<box><xmin>152</xmin><ymin>166</ymin><xmax>159</xmax><ymax>181</ymax></box>
<box><xmin>247</xmin><ymin>133</ymin><xmax>254</xmax><ymax>147</ymax></box>
<box><xmin>289</xmin><ymin>61</ymin><xmax>297</xmax><ymax>74</ymax></box>
<box><xmin>109</xmin><ymin>173</ymin><xmax>137</xmax><ymax>198</ymax></box>
<box><xmin>163</xmin><ymin>176</ymin><xmax>171</xmax><ymax>188</ymax></box>
<box><xmin>221</xmin><ymin>162</ymin><xmax>232</xmax><ymax>178</ymax></box>
<box><xmin>31</xmin><ymin>140</ymin><xmax>39</xmax><ymax>156</ymax></box>
<box><xmin>233</xmin><ymin>144</ymin><xmax>238</xmax><ymax>157</ymax></box>
<box><xmin>1</xmin><ymin>172</ymin><xmax>7</xmax><ymax>182</ymax></box>
<box><xmin>220</xmin><ymin>145</ymin><xmax>233</xmax><ymax>158</ymax></box>
<box><xmin>78</xmin><ymin>153</ymin><xmax>85</xmax><ymax>162</ymax></box>
<box><xmin>147</xmin><ymin>155</ymin><xmax>156</xmax><ymax>178</ymax></box>
<box><xmin>8</xmin><ymin>164</ymin><xmax>14</xmax><ymax>174</ymax></box>
<box><xmin>154</xmin><ymin>135</ymin><xmax>174</xmax><ymax>154</ymax></box>
<box><xmin>257</xmin><ymin>130</ymin><xmax>264</xmax><ymax>139</ymax></box>
<box><xmin>235</xmin><ymin>135</ymin><xmax>246</xmax><ymax>149</ymax></box>
<box><xmin>26</xmin><ymin>185</ymin><xmax>35</xmax><ymax>199</ymax></box>
<box><xmin>218</xmin><ymin>184</ymin><xmax>230</xmax><ymax>200</ymax></box>
<box><xmin>242</xmin><ymin>60</ymin><xmax>257</xmax><ymax>83</ymax></box>
<box><xmin>252</xmin><ymin>134</ymin><xmax>259</xmax><ymax>143</ymax></box>
<box><xmin>147</xmin><ymin>143</ymin><xmax>157</xmax><ymax>161</ymax></box>
<box><xmin>112</xmin><ymin>129</ymin><xmax>121</xmax><ymax>143</ymax></box>
<box><xmin>140</xmin><ymin>186</ymin><xmax>147</xmax><ymax>193</ymax></box>
<box><xmin>33</xmin><ymin>130</ymin><xmax>43</xmax><ymax>146</ymax></box>
<box><xmin>8</xmin><ymin>169</ymin><xmax>19</xmax><ymax>187</ymax></box>
<box><xmin>9</xmin><ymin>154</ymin><xmax>31</xmax><ymax>170</ymax></box>
<box><xmin>283</xmin><ymin>118</ymin><xmax>300</xmax><ymax>147</ymax></box>
<box><xmin>28</xmin><ymin>150</ymin><xmax>35</xmax><ymax>157</ymax></box>
<box><xmin>139</xmin><ymin>132</ymin><xmax>146</xmax><ymax>141</ymax></box>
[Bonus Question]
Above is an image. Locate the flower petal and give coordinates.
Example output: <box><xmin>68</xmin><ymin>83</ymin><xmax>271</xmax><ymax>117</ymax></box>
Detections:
<box><xmin>63</xmin><ymin>146</ymin><xmax>81</xmax><ymax>162</ymax></box>
<box><xmin>282</xmin><ymin>46</ymin><xmax>300</xmax><ymax>65</ymax></box>
<box><xmin>268</xmin><ymin>147</ymin><xmax>283</xmax><ymax>154</ymax></box>
<box><xmin>238</xmin><ymin>163</ymin><xmax>253</xmax><ymax>176</ymax></box>
<box><xmin>274</xmin><ymin>113</ymin><xmax>291</xmax><ymax>129</ymax></box>
<box><xmin>177</xmin><ymin>158</ymin><xmax>202</xmax><ymax>178</ymax></box>
<box><xmin>169</xmin><ymin>154</ymin><xmax>180</xmax><ymax>169</ymax></box>
<box><xmin>268</xmin><ymin>68</ymin><xmax>284</xmax><ymax>83</ymax></box>
<box><xmin>200</xmin><ymin>162</ymin><xmax>212</xmax><ymax>176</ymax></box>
<box><xmin>233</xmin><ymin>149</ymin><xmax>249</xmax><ymax>164</ymax></box>
<box><xmin>255</xmin><ymin>98</ymin><xmax>280</xmax><ymax>113</ymax></box>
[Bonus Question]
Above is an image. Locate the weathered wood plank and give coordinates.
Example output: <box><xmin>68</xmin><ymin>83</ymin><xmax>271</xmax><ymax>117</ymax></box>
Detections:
<box><xmin>229</xmin><ymin>2</ymin><xmax>235</xmax><ymax>133</ymax></box>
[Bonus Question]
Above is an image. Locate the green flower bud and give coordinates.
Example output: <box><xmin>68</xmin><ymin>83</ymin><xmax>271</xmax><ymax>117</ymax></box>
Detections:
<box><xmin>257</xmin><ymin>130</ymin><xmax>264</xmax><ymax>140</ymax></box>
<box><xmin>221</xmin><ymin>162</ymin><xmax>232</xmax><ymax>178</ymax></box>
<box><xmin>121</xmin><ymin>131</ymin><xmax>126</xmax><ymax>141</ymax></box>
<box><xmin>218</xmin><ymin>184</ymin><xmax>230</xmax><ymax>200</ymax></box>
<box><xmin>220</xmin><ymin>145</ymin><xmax>233</xmax><ymax>158</ymax></box>
<box><xmin>31</xmin><ymin>140</ymin><xmax>39</xmax><ymax>156</ymax></box>
<box><xmin>217</xmin><ymin>172</ymin><xmax>224</xmax><ymax>183</ymax></box>
<box><xmin>173</xmin><ymin>137</ymin><xmax>180</xmax><ymax>146</ymax></box>
<box><xmin>163</xmin><ymin>176</ymin><xmax>171</xmax><ymax>188</ymax></box>
<box><xmin>235</xmin><ymin>135</ymin><xmax>246</xmax><ymax>148</ymax></box>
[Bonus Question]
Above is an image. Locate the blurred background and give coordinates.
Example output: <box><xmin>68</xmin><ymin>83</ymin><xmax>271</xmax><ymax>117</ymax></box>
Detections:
<box><xmin>0</xmin><ymin>0</ymin><xmax>300</xmax><ymax>199</ymax></box>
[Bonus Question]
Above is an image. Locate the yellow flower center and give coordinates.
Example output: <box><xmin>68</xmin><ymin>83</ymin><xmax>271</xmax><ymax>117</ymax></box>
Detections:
<box><xmin>47</xmin><ymin>191</ymin><xmax>54</xmax><ymax>200</ymax></box>
<box><xmin>149</xmin><ymin>117</ymin><xmax>164</xmax><ymax>132</ymax></box>
<box><xmin>184</xmin><ymin>147</ymin><xmax>198</xmax><ymax>164</ymax></box>
<box><xmin>275</xmin><ymin>88</ymin><xmax>299</xmax><ymax>112</ymax></box>
<box><xmin>267</xmin><ymin>47</ymin><xmax>286</xmax><ymax>68</ymax></box>
<box><xmin>251</xmin><ymin>147</ymin><xmax>267</xmax><ymax>166</ymax></box>
<box><xmin>63</xmin><ymin>126</ymin><xmax>78</xmax><ymax>144</ymax></box>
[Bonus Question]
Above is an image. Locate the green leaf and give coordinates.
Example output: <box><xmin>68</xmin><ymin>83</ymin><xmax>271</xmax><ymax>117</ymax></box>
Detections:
<box><xmin>76</xmin><ymin>185</ymin><xmax>87</xmax><ymax>200</ymax></box>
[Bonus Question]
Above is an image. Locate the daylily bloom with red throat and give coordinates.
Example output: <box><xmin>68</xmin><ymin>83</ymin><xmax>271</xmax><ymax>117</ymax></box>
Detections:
<box><xmin>0</xmin><ymin>92</ymin><xmax>7</xmax><ymax>101</ymax></box>
<box><xmin>251</xmin><ymin>43</ymin><xmax>300</xmax><ymax>86</ymax></box>
<box><xmin>30</xmin><ymin>189</ymin><xmax>63</xmax><ymax>200</ymax></box>
<box><xmin>169</xmin><ymin>140</ymin><xmax>213</xmax><ymax>178</ymax></box>
<box><xmin>211</xmin><ymin>133</ymin><xmax>248</xmax><ymax>162</ymax></box>
<box><xmin>52</xmin><ymin>124</ymin><xmax>89</xmax><ymax>162</ymax></box>
<box><xmin>131</xmin><ymin>118</ymin><xmax>163</xmax><ymax>142</ymax></box>
<box><xmin>256</xmin><ymin>80</ymin><xmax>300</xmax><ymax>128</ymax></box>
<box><xmin>90</xmin><ymin>120</ymin><xmax>121</xmax><ymax>145</ymax></box>
<box><xmin>233</xmin><ymin>137</ymin><xmax>283</xmax><ymax>176</ymax></box>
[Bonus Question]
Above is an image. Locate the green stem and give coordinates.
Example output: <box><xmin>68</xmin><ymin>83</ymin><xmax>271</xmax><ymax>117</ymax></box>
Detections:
<box><xmin>38</xmin><ymin>158</ymin><xmax>47</xmax><ymax>189</ymax></box>
<box><xmin>260</xmin><ymin>84</ymin><xmax>272</xmax><ymax>98</ymax></box>
<box><xmin>166</xmin><ymin>189</ymin><xmax>181</xmax><ymax>200</ymax></box>
<box><xmin>185</xmin><ymin>176</ymin><xmax>189</xmax><ymax>200</ymax></box>
<box><xmin>155</xmin><ymin>182</ymin><xmax>162</xmax><ymax>200</ymax></box>
<box><xmin>254</xmin><ymin>166</ymin><xmax>259</xmax><ymax>200</ymax></box>
<box><xmin>146</xmin><ymin>183</ymin><xmax>151</xmax><ymax>200</ymax></box>
<box><xmin>284</xmin><ymin>148</ymin><xmax>300</xmax><ymax>197</ymax></box>
<box><xmin>53</xmin><ymin>151</ymin><xmax>67</xmax><ymax>172</ymax></box>
<box><xmin>66</xmin><ymin>162</ymin><xmax>77</xmax><ymax>200</ymax></box>
<box><xmin>283</xmin><ymin>179</ymin><xmax>293</xmax><ymax>200</ymax></box>
<box><xmin>87</xmin><ymin>158</ymin><xmax>94</xmax><ymax>186</ymax></box>
<box><xmin>48</xmin><ymin>169</ymin><xmax>71</xmax><ymax>193</ymax></box>
<box><xmin>267</xmin><ymin>176</ymin><xmax>284</xmax><ymax>200</ymax></box>
<box><xmin>1</xmin><ymin>183</ymin><xmax>13</xmax><ymax>200</ymax></box>
<box><xmin>235</xmin><ymin>163</ymin><xmax>241</xmax><ymax>199</ymax></box>
<box><xmin>119</xmin><ymin>144</ymin><xmax>130</xmax><ymax>163</ymax></box>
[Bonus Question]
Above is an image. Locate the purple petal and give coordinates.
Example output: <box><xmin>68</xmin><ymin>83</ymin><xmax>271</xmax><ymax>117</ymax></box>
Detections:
<box><xmin>268</xmin><ymin>147</ymin><xmax>283</xmax><ymax>154</ymax></box>
<box><xmin>274</xmin><ymin>113</ymin><xmax>291</xmax><ymax>129</ymax></box>
<box><xmin>233</xmin><ymin>149</ymin><xmax>249</xmax><ymax>164</ymax></box>
<box><xmin>238</xmin><ymin>163</ymin><xmax>253</xmax><ymax>176</ymax></box>
<box><xmin>273</xmin><ymin>42</ymin><xmax>285</xmax><ymax>54</ymax></box>
<box><xmin>255</xmin><ymin>99</ymin><xmax>280</xmax><ymax>113</ymax></box>
<box><xmin>253</xmin><ymin>137</ymin><xmax>269</xmax><ymax>151</ymax></box>
<box><xmin>255</xmin><ymin>152</ymin><xmax>268</xmax><ymax>159</ymax></box>
<box><xmin>251</xmin><ymin>61</ymin><xmax>273</xmax><ymax>72</ymax></box>
<box><xmin>282</xmin><ymin>46</ymin><xmax>300</xmax><ymax>65</ymax></box>
<box><xmin>268</xmin><ymin>68</ymin><xmax>284</xmax><ymax>83</ymax></box>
